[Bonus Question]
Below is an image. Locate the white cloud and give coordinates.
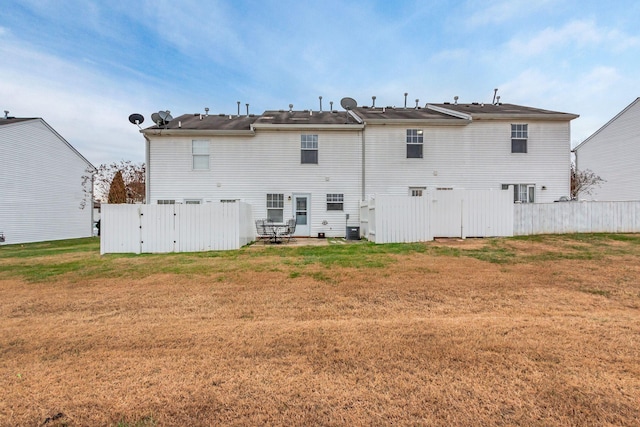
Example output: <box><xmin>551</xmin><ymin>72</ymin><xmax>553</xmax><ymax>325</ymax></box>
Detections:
<box><xmin>508</xmin><ymin>20</ymin><xmax>639</xmax><ymax>56</ymax></box>
<box><xmin>465</xmin><ymin>0</ymin><xmax>554</xmax><ymax>27</ymax></box>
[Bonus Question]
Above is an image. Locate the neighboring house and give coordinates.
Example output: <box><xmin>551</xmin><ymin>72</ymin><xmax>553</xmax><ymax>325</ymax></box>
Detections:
<box><xmin>141</xmin><ymin>101</ymin><xmax>577</xmax><ymax>238</ymax></box>
<box><xmin>573</xmin><ymin>97</ymin><xmax>640</xmax><ymax>201</ymax></box>
<box><xmin>0</xmin><ymin>116</ymin><xmax>96</xmax><ymax>245</ymax></box>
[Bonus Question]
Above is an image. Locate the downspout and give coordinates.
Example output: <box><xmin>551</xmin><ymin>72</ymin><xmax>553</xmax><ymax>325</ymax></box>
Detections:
<box><xmin>361</xmin><ymin>126</ymin><xmax>366</xmax><ymax>201</ymax></box>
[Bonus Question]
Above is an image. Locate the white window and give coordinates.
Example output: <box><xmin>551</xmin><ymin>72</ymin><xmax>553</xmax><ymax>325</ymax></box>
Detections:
<box><xmin>513</xmin><ymin>184</ymin><xmax>535</xmax><ymax>203</ymax></box>
<box><xmin>406</xmin><ymin>129</ymin><xmax>423</xmax><ymax>158</ymax></box>
<box><xmin>301</xmin><ymin>134</ymin><xmax>318</xmax><ymax>164</ymax></box>
<box><xmin>511</xmin><ymin>124</ymin><xmax>528</xmax><ymax>153</ymax></box>
<box><xmin>327</xmin><ymin>193</ymin><xmax>344</xmax><ymax>211</ymax></box>
<box><xmin>192</xmin><ymin>140</ymin><xmax>210</xmax><ymax>170</ymax></box>
<box><xmin>266</xmin><ymin>193</ymin><xmax>284</xmax><ymax>222</ymax></box>
<box><xmin>157</xmin><ymin>199</ymin><xmax>175</xmax><ymax>205</ymax></box>
<box><xmin>409</xmin><ymin>187</ymin><xmax>426</xmax><ymax>197</ymax></box>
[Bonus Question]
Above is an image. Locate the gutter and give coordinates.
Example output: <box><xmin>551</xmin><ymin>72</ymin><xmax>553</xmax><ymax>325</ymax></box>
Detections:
<box><xmin>141</xmin><ymin>129</ymin><xmax>256</xmax><ymax>136</ymax></box>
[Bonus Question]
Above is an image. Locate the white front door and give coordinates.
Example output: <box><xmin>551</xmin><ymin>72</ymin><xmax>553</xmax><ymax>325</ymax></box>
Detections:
<box><xmin>292</xmin><ymin>194</ymin><xmax>310</xmax><ymax>236</ymax></box>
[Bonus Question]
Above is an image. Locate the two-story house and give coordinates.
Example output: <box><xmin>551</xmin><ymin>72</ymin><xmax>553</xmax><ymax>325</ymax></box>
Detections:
<box><xmin>141</xmin><ymin>101</ymin><xmax>578</xmax><ymax>238</ymax></box>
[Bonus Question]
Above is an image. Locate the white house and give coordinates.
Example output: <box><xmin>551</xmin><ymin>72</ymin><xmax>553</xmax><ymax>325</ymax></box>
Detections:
<box><xmin>573</xmin><ymin>97</ymin><xmax>640</xmax><ymax>201</ymax></box>
<box><xmin>141</xmin><ymin>100</ymin><xmax>578</xmax><ymax>238</ymax></box>
<box><xmin>0</xmin><ymin>117</ymin><xmax>96</xmax><ymax>245</ymax></box>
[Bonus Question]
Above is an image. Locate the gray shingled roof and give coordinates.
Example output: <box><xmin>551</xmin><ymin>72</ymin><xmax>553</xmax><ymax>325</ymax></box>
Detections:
<box><xmin>0</xmin><ymin>118</ymin><xmax>39</xmax><ymax>126</ymax></box>
<box><xmin>141</xmin><ymin>102</ymin><xmax>578</xmax><ymax>133</ymax></box>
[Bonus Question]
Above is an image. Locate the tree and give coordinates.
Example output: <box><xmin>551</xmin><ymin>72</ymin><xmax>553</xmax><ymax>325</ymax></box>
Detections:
<box><xmin>571</xmin><ymin>163</ymin><xmax>605</xmax><ymax>200</ymax></box>
<box><xmin>108</xmin><ymin>170</ymin><xmax>127</xmax><ymax>203</ymax></box>
<box><xmin>89</xmin><ymin>160</ymin><xmax>146</xmax><ymax>203</ymax></box>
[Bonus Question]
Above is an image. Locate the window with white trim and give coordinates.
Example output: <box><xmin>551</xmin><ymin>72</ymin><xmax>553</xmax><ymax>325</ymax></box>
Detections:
<box><xmin>266</xmin><ymin>193</ymin><xmax>284</xmax><ymax>222</ymax></box>
<box><xmin>406</xmin><ymin>129</ymin><xmax>424</xmax><ymax>158</ymax></box>
<box><xmin>409</xmin><ymin>187</ymin><xmax>426</xmax><ymax>197</ymax></box>
<box><xmin>511</xmin><ymin>124</ymin><xmax>528</xmax><ymax>153</ymax></box>
<box><xmin>192</xmin><ymin>140</ymin><xmax>210</xmax><ymax>170</ymax></box>
<box><xmin>301</xmin><ymin>134</ymin><xmax>318</xmax><ymax>164</ymax></box>
<box><xmin>513</xmin><ymin>184</ymin><xmax>535</xmax><ymax>203</ymax></box>
<box><xmin>326</xmin><ymin>193</ymin><xmax>344</xmax><ymax>211</ymax></box>
<box><xmin>157</xmin><ymin>199</ymin><xmax>175</xmax><ymax>205</ymax></box>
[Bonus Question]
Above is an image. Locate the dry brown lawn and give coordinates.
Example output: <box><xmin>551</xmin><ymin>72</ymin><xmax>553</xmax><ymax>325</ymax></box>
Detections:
<box><xmin>1</xmin><ymin>236</ymin><xmax>639</xmax><ymax>426</ymax></box>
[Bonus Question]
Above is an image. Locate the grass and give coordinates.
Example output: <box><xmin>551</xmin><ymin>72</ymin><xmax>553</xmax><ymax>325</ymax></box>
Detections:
<box><xmin>1</xmin><ymin>234</ymin><xmax>640</xmax><ymax>425</ymax></box>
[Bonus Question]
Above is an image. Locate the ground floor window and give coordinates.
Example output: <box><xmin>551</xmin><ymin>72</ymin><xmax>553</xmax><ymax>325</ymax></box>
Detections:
<box><xmin>184</xmin><ymin>199</ymin><xmax>201</xmax><ymax>204</ymax></box>
<box><xmin>157</xmin><ymin>199</ymin><xmax>175</xmax><ymax>205</ymax></box>
<box><xmin>267</xmin><ymin>193</ymin><xmax>284</xmax><ymax>222</ymax></box>
<box><xmin>409</xmin><ymin>186</ymin><xmax>426</xmax><ymax>197</ymax></box>
<box><xmin>513</xmin><ymin>184</ymin><xmax>535</xmax><ymax>203</ymax></box>
<box><xmin>326</xmin><ymin>193</ymin><xmax>344</xmax><ymax>211</ymax></box>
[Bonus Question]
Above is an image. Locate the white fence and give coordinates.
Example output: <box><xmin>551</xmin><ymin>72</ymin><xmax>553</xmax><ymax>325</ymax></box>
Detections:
<box><xmin>100</xmin><ymin>202</ymin><xmax>254</xmax><ymax>254</ymax></box>
<box><xmin>360</xmin><ymin>190</ymin><xmax>514</xmax><ymax>244</ymax></box>
<box><xmin>514</xmin><ymin>201</ymin><xmax>640</xmax><ymax>235</ymax></box>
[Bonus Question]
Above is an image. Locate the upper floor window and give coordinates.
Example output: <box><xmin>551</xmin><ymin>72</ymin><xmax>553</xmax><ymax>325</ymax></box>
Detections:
<box><xmin>511</xmin><ymin>124</ymin><xmax>528</xmax><ymax>153</ymax></box>
<box><xmin>266</xmin><ymin>193</ymin><xmax>284</xmax><ymax>222</ymax></box>
<box><xmin>192</xmin><ymin>140</ymin><xmax>210</xmax><ymax>170</ymax></box>
<box><xmin>326</xmin><ymin>193</ymin><xmax>344</xmax><ymax>211</ymax></box>
<box><xmin>406</xmin><ymin>129</ymin><xmax>423</xmax><ymax>158</ymax></box>
<box><xmin>301</xmin><ymin>134</ymin><xmax>318</xmax><ymax>164</ymax></box>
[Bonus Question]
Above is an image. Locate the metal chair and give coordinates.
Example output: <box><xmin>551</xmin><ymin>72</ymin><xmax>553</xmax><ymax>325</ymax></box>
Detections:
<box><xmin>255</xmin><ymin>219</ymin><xmax>271</xmax><ymax>242</ymax></box>
<box><xmin>282</xmin><ymin>218</ymin><xmax>296</xmax><ymax>242</ymax></box>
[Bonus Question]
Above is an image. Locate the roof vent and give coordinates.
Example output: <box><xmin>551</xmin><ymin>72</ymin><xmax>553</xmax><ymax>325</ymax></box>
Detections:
<box><xmin>3</xmin><ymin>110</ymin><xmax>8</xmax><ymax>119</ymax></box>
<box><xmin>205</xmin><ymin>107</ymin><xmax>209</xmax><ymax>116</ymax></box>
<box><xmin>372</xmin><ymin>96</ymin><xmax>376</xmax><ymax>108</ymax></box>
<box><xmin>404</xmin><ymin>92</ymin><xmax>408</xmax><ymax>109</ymax></box>
<box><xmin>330</xmin><ymin>101</ymin><xmax>334</xmax><ymax>112</ymax></box>
<box><xmin>319</xmin><ymin>96</ymin><xmax>323</xmax><ymax>112</ymax></box>
<box><xmin>415</xmin><ymin>99</ymin><xmax>419</xmax><ymax>109</ymax></box>
<box><xmin>246</xmin><ymin>103</ymin><xmax>249</xmax><ymax>117</ymax></box>
<box><xmin>454</xmin><ymin>96</ymin><xmax>459</xmax><ymax>105</ymax></box>
<box><xmin>289</xmin><ymin>104</ymin><xmax>294</xmax><ymax>113</ymax></box>
<box><xmin>237</xmin><ymin>101</ymin><xmax>241</xmax><ymax>117</ymax></box>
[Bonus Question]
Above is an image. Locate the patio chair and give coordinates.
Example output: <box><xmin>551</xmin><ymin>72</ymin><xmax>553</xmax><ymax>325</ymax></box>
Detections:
<box><xmin>255</xmin><ymin>219</ymin><xmax>271</xmax><ymax>242</ymax></box>
<box><xmin>281</xmin><ymin>218</ymin><xmax>296</xmax><ymax>242</ymax></box>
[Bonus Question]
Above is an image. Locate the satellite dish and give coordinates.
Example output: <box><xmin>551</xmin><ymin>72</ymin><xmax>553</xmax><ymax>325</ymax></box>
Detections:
<box><xmin>158</xmin><ymin>110</ymin><xmax>173</xmax><ymax>122</ymax></box>
<box><xmin>340</xmin><ymin>97</ymin><xmax>357</xmax><ymax>110</ymax></box>
<box><xmin>128</xmin><ymin>113</ymin><xmax>144</xmax><ymax>126</ymax></box>
<box><xmin>151</xmin><ymin>112</ymin><xmax>161</xmax><ymax>124</ymax></box>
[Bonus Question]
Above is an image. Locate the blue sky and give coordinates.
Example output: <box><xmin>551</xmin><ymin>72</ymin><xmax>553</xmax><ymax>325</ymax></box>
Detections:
<box><xmin>1</xmin><ymin>0</ymin><xmax>639</xmax><ymax>166</ymax></box>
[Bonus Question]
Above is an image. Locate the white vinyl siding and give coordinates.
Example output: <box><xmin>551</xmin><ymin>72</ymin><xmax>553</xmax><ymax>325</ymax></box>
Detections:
<box><xmin>575</xmin><ymin>98</ymin><xmax>640</xmax><ymax>201</ymax></box>
<box><xmin>148</xmin><ymin>129</ymin><xmax>362</xmax><ymax>238</ymax></box>
<box><xmin>0</xmin><ymin>119</ymin><xmax>94</xmax><ymax>244</ymax></box>
<box><xmin>364</xmin><ymin>121</ymin><xmax>570</xmax><ymax>203</ymax></box>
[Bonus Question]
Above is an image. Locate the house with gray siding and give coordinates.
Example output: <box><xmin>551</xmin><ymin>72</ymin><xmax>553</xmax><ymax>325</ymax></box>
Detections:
<box><xmin>573</xmin><ymin>97</ymin><xmax>640</xmax><ymax>201</ymax></box>
<box><xmin>141</xmin><ymin>100</ymin><xmax>577</xmax><ymax>238</ymax></box>
<box><xmin>0</xmin><ymin>117</ymin><xmax>95</xmax><ymax>244</ymax></box>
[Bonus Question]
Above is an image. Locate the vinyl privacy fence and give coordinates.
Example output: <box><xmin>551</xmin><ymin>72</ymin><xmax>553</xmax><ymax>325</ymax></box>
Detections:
<box><xmin>514</xmin><ymin>201</ymin><xmax>640</xmax><ymax>235</ymax></box>
<box><xmin>360</xmin><ymin>193</ymin><xmax>640</xmax><ymax>244</ymax></box>
<box><xmin>100</xmin><ymin>202</ymin><xmax>254</xmax><ymax>254</ymax></box>
<box><xmin>360</xmin><ymin>190</ymin><xmax>514</xmax><ymax>243</ymax></box>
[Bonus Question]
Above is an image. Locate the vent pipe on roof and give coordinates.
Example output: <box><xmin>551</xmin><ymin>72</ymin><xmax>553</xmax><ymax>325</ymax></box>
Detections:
<box><xmin>415</xmin><ymin>99</ymin><xmax>419</xmax><ymax>109</ymax></box>
<box><xmin>246</xmin><ymin>103</ymin><xmax>249</xmax><ymax>117</ymax></box>
<box><xmin>330</xmin><ymin>101</ymin><xmax>334</xmax><ymax>112</ymax></box>
<box><xmin>404</xmin><ymin>93</ymin><xmax>408</xmax><ymax>109</ymax></box>
<box><xmin>237</xmin><ymin>101</ymin><xmax>240</xmax><ymax>117</ymax></box>
<box><xmin>372</xmin><ymin>96</ymin><xmax>376</xmax><ymax>108</ymax></box>
<box><xmin>205</xmin><ymin>107</ymin><xmax>209</xmax><ymax>116</ymax></box>
<box><xmin>496</xmin><ymin>96</ymin><xmax>501</xmax><ymax>105</ymax></box>
<box><xmin>3</xmin><ymin>110</ymin><xmax>8</xmax><ymax>119</ymax></box>
<box><xmin>289</xmin><ymin>104</ymin><xmax>294</xmax><ymax>113</ymax></box>
<box><xmin>454</xmin><ymin>96</ymin><xmax>459</xmax><ymax>105</ymax></box>
<box><xmin>492</xmin><ymin>88</ymin><xmax>498</xmax><ymax>105</ymax></box>
<box><xmin>319</xmin><ymin>96</ymin><xmax>323</xmax><ymax>112</ymax></box>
